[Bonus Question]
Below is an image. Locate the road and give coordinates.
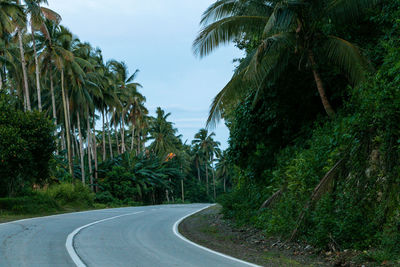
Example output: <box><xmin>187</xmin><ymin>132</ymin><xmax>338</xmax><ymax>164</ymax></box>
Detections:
<box><xmin>0</xmin><ymin>204</ymin><xmax>259</xmax><ymax>267</ymax></box>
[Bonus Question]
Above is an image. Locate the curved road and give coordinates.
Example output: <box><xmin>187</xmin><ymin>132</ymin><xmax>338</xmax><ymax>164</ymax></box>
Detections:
<box><xmin>0</xmin><ymin>204</ymin><xmax>259</xmax><ymax>267</ymax></box>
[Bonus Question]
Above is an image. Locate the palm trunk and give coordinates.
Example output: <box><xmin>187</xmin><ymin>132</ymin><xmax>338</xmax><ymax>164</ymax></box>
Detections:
<box><xmin>106</xmin><ymin>111</ymin><xmax>113</xmax><ymax>159</ymax></box>
<box><xmin>308</xmin><ymin>50</ymin><xmax>335</xmax><ymax>117</ymax></box>
<box><xmin>212</xmin><ymin>155</ymin><xmax>216</xmax><ymax>200</ymax></box>
<box><xmin>77</xmin><ymin>112</ymin><xmax>85</xmax><ymax>184</ymax></box>
<box><xmin>113</xmin><ymin>114</ymin><xmax>120</xmax><ymax>155</ymax></box>
<box><xmin>130</xmin><ymin>125</ymin><xmax>135</xmax><ymax>151</ymax></box>
<box><xmin>137</xmin><ymin>132</ymin><xmax>141</xmax><ymax>155</ymax></box>
<box><xmin>120</xmin><ymin>117</ymin><xmax>126</xmax><ymax>153</ymax></box>
<box><xmin>71</xmin><ymin>128</ymin><xmax>76</xmax><ymax>159</ymax></box>
<box><xmin>65</xmin><ymin>90</ymin><xmax>72</xmax><ymax>136</ymax></box>
<box><xmin>196</xmin><ymin>160</ymin><xmax>201</xmax><ymax>182</ymax></box>
<box><xmin>61</xmin><ymin>129</ymin><xmax>66</xmax><ymax>151</ymax></box>
<box><xmin>92</xmin><ymin>114</ymin><xmax>99</xmax><ymax>192</ymax></box>
<box><xmin>181</xmin><ymin>179</ymin><xmax>185</xmax><ymax>203</ymax></box>
<box><xmin>31</xmin><ymin>25</ymin><xmax>42</xmax><ymax>111</ymax></box>
<box><xmin>73</xmin><ymin>126</ymin><xmax>79</xmax><ymax>160</ymax></box>
<box><xmin>166</xmin><ymin>189</ymin><xmax>170</xmax><ymax>203</ymax></box>
<box><xmin>61</xmin><ymin>70</ymin><xmax>73</xmax><ymax>177</ymax></box>
<box><xmin>205</xmin><ymin>160</ymin><xmax>209</xmax><ymax>196</ymax></box>
<box><xmin>87</xmin><ymin>107</ymin><xmax>93</xmax><ymax>191</ymax></box>
<box><xmin>0</xmin><ymin>71</ymin><xmax>3</xmax><ymax>90</ymax></box>
<box><xmin>141</xmin><ymin>134</ymin><xmax>146</xmax><ymax>152</ymax></box>
<box><xmin>102</xmin><ymin>109</ymin><xmax>106</xmax><ymax>161</ymax></box>
<box><xmin>50</xmin><ymin>69</ymin><xmax>58</xmax><ymax>155</ymax></box>
<box><xmin>224</xmin><ymin>177</ymin><xmax>226</xmax><ymax>192</ymax></box>
<box><xmin>17</xmin><ymin>26</ymin><xmax>31</xmax><ymax>111</ymax></box>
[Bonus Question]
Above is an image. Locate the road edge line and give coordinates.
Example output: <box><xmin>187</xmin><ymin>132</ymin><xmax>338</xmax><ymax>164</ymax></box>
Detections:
<box><xmin>172</xmin><ymin>205</ymin><xmax>262</xmax><ymax>267</ymax></box>
<box><xmin>65</xmin><ymin>211</ymin><xmax>144</xmax><ymax>267</ymax></box>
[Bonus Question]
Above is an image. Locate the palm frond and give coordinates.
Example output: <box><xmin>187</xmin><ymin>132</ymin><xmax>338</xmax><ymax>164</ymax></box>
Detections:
<box><xmin>206</xmin><ymin>49</ymin><xmax>257</xmax><ymax>128</ymax></box>
<box><xmin>263</xmin><ymin>4</ymin><xmax>296</xmax><ymax>36</ymax></box>
<box><xmin>322</xmin><ymin>35</ymin><xmax>371</xmax><ymax>85</ymax></box>
<box><xmin>193</xmin><ymin>15</ymin><xmax>268</xmax><ymax>57</ymax></box>
<box><xmin>40</xmin><ymin>7</ymin><xmax>62</xmax><ymax>23</ymax></box>
<box><xmin>326</xmin><ymin>0</ymin><xmax>378</xmax><ymax>23</ymax></box>
<box><xmin>246</xmin><ymin>32</ymin><xmax>294</xmax><ymax>86</ymax></box>
<box><xmin>126</xmin><ymin>69</ymin><xmax>140</xmax><ymax>83</ymax></box>
<box><xmin>200</xmin><ymin>0</ymin><xmax>237</xmax><ymax>25</ymax></box>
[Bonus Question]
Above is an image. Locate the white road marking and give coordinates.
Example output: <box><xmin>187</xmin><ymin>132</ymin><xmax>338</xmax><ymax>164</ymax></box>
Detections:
<box><xmin>65</xmin><ymin>211</ymin><xmax>145</xmax><ymax>267</ymax></box>
<box><xmin>173</xmin><ymin>205</ymin><xmax>262</xmax><ymax>267</ymax></box>
<box><xmin>0</xmin><ymin>207</ymin><xmax>142</xmax><ymax>227</ymax></box>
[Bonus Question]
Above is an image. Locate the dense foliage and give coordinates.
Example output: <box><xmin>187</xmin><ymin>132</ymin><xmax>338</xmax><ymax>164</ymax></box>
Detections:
<box><xmin>0</xmin><ymin>93</ymin><xmax>55</xmax><ymax>197</ymax></box>
<box><xmin>196</xmin><ymin>0</ymin><xmax>400</xmax><ymax>263</ymax></box>
<box><xmin>0</xmin><ymin>1</ymin><xmax>231</xmax><ymax>214</ymax></box>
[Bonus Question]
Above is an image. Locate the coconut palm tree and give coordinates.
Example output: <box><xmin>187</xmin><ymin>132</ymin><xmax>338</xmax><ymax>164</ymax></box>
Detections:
<box><xmin>3</xmin><ymin>0</ymin><xmax>28</xmax><ymax>109</ymax></box>
<box><xmin>109</xmin><ymin>60</ymin><xmax>142</xmax><ymax>154</ymax></box>
<box><xmin>192</xmin><ymin>144</ymin><xmax>203</xmax><ymax>182</ymax></box>
<box><xmin>192</xmin><ymin>128</ymin><xmax>220</xmax><ymax>198</ymax></box>
<box><xmin>148</xmin><ymin>107</ymin><xmax>179</xmax><ymax>158</ymax></box>
<box><xmin>127</xmin><ymin>92</ymin><xmax>147</xmax><ymax>153</ymax></box>
<box><xmin>25</xmin><ymin>0</ymin><xmax>60</xmax><ymax>111</ymax></box>
<box><xmin>216</xmin><ymin>150</ymin><xmax>231</xmax><ymax>192</ymax></box>
<box><xmin>38</xmin><ymin>20</ymin><xmax>72</xmax><ymax>132</ymax></box>
<box><xmin>0</xmin><ymin>1</ymin><xmax>25</xmax><ymax>38</ymax></box>
<box><xmin>194</xmin><ymin>0</ymin><xmax>376</xmax><ymax>124</ymax></box>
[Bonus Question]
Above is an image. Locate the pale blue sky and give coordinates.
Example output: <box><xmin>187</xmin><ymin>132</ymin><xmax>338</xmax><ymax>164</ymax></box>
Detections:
<box><xmin>48</xmin><ymin>0</ymin><xmax>243</xmax><ymax>149</ymax></box>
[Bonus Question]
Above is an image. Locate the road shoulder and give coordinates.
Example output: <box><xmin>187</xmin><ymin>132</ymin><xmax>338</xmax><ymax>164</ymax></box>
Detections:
<box><xmin>179</xmin><ymin>205</ymin><xmax>330</xmax><ymax>267</ymax></box>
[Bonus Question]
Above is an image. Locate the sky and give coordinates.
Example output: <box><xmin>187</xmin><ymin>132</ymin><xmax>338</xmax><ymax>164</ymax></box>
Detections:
<box><xmin>47</xmin><ymin>0</ymin><xmax>243</xmax><ymax>149</ymax></box>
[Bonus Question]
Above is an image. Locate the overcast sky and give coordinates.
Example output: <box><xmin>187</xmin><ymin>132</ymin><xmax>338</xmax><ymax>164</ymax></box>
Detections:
<box><xmin>47</xmin><ymin>0</ymin><xmax>243</xmax><ymax>149</ymax></box>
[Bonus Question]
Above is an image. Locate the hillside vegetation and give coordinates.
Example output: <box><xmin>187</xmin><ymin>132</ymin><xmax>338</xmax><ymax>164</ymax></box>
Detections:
<box><xmin>194</xmin><ymin>0</ymin><xmax>400</xmax><ymax>264</ymax></box>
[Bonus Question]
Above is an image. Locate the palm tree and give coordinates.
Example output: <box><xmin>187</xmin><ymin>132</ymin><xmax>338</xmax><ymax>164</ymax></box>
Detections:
<box><xmin>3</xmin><ymin>0</ymin><xmax>28</xmax><ymax>110</ymax></box>
<box><xmin>192</xmin><ymin>128</ymin><xmax>220</xmax><ymax>198</ymax></box>
<box><xmin>148</xmin><ymin>107</ymin><xmax>179</xmax><ymax>158</ymax></box>
<box><xmin>194</xmin><ymin>0</ymin><xmax>376</xmax><ymax>123</ymax></box>
<box><xmin>25</xmin><ymin>0</ymin><xmax>60</xmax><ymax>111</ymax></box>
<box><xmin>38</xmin><ymin>20</ymin><xmax>73</xmax><ymax>152</ymax></box>
<box><xmin>0</xmin><ymin>31</ymin><xmax>19</xmax><ymax>93</ymax></box>
<box><xmin>0</xmin><ymin>1</ymin><xmax>25</xmax><ymax>37</ymax></box>
<box><xmin>216</xmin><ymin>150</ymin><xmax>231</xmax><ymax>192</ymax></box>
<box><xmin>70</xmin><ymin>41</ymin><xmax>102</xmax><ymax>189</ymax></box>
<box><xmin>127</xmin><ymin>92</ymin><xmax>147</xmax><ymax>153</ymax></box>
<box><xmin>109</xmin><ymin>60</ymin><xmax>142</xmax><ymax>154</ymax></box>
<box><xmin>192</xmin><ymin>144</ymin><xmax>203</xmax><ymax>182</ymax></box>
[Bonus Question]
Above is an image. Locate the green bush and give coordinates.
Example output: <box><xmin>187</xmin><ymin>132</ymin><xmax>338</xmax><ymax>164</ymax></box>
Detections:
<box><xmin>0</xmin><ymin>193</ymin><xmax>59</xmax><ymax>214</ymax></box>
<box><xmin>0</xmin><ymin>93</ymin><xmax>56</xmax><ymax>197</ymax></box>
<box><xmin>45</xmin><ymin>183</ymin><xmax>94</xmax><ymax>208</ymax></box>
<box><xmin>95</xmin><ymin>191</ymin><xmax>116</xmax><ymax>204</ymax></box>
<box><xmin>222</xmin><ymin>31</ymin><xmax>400</xmax><ymax>262</ymax></box>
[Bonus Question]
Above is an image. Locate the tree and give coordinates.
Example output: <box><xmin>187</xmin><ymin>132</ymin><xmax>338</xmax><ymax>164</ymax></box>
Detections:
<box><xmin>193</xmin><ymin>0</ymin><xmax>376</xmax><ymax>123</ymax></box>
<box><xmin>0</xmin><ymin>92</ymin><xmax>55</xmax><ymax>197</ymax></box>
<box><xmin>3</xmin><ymin>0</ymin><xmax>28</xmax><ymax>110</ymax></box>
<box><xmin>127</xmin><ymin>91</ymin><xmax>147</xmax><ymax>154</ymax></box>
<box><xmin>109</xmin><ymin>60</ymin><xmax>142</xmax><ymax>154</ymax></box>
<box><xmin>25</xmin><ymin>0</ymin><xmax>60</xmax><ymax>111</ymax></box>
<box><xmin>192</xmin><ymin>128</ymin><xmax>220</xmax><ymax>198</ymax></box>
<box><xmin>38</xmin><ymin>20</ymin><xmax>72</xmax><ymax>154</ymax></box>
<box><xmin>148</xmin><ymin>107</ymin><xmax>179</xmax><ymax>158</ymax></box>
<box><xmin>216</xmin><ymin>150</ymin><xmax>231</xmax><ymax>192</ymax></box>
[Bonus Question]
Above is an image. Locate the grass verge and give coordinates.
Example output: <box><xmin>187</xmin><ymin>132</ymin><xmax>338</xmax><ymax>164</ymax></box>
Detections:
<box><xmin>179</xmin><ymin>205</ymin><xmax>330</xmax><ymax>267</ymax></box>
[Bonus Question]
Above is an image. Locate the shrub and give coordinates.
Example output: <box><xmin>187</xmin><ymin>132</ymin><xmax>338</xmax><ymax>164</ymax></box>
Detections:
<box><xmin>0</xmin><ymin>93</ymin><xmax>56</xmax><ymax>197</ymax></box>
<box><xmin>45</xmin><ymin>183</ymin><xmax>94</xmax><ymax>207</ymax></box>
<box><xmin>0</xmin><ymin>193</ymin><xmax>59</xmax><ymax>214</ymax></box>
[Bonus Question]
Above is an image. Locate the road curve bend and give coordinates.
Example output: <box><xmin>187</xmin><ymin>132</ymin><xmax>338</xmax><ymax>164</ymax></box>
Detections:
<box><xmin>0</xmin><ymin>204</ymin><xmax>260</xmax><ymax>267</ymax></box>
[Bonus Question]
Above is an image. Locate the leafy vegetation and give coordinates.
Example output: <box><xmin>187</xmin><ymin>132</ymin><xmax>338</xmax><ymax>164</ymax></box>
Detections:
<box><xmin>0</xmin><ymin>0</ymin><xmax>231</xmax><ymax>217</ymax></box>
<box><xmin>1</xmin><ymin>0</ymin><xmax>399</xmax><ymax>264</ymax></box>
<box><xmin>195</xmin><ymin>0</ymin><xmax>400</xmax><ymax>264</ymax></box>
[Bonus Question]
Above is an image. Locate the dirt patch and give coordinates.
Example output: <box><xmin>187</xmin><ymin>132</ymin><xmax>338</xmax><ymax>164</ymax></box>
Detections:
<box><xmin>179</xmin><ymin>205</ymin><xmax>330</xmax><ymax>267</ymax></box>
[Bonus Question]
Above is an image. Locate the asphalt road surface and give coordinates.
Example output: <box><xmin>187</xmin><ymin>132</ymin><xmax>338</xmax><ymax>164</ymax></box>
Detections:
<box><xmin>0</xmin><ymin>204</ymin><xmax>259</xmax><ymax>267</ymax></box>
